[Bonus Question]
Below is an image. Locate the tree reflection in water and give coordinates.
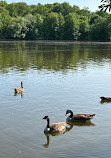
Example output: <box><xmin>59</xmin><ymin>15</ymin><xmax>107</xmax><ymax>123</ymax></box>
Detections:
<box><xmin>1</xmin><ymin>41</ymin><xmax>111</xmax><ymax>74</ymax></box>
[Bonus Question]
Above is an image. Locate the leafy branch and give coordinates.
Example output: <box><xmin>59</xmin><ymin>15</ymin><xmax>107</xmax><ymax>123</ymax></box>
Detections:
<box><xmin>99</xmin><ymin>0</ymin><xmax>111</xmax><ymax>12</ymax></box>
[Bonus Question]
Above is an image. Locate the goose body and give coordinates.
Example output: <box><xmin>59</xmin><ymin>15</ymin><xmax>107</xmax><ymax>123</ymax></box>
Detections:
<box><xmin>14</xmin><ymin>82</ymin><xmax>24</xmax><ymax>93</ymax></box>
<box><xmin>100</xmin><ymin>96</ymin><xmax>111</xmax><ymax>102</ymax></box>
<box><xmin>66</xmin><ymin>110</ymin><xmax>95</xmax><ymax>122</ymax></box>
<box><xmin>43</xmin><ymin>116</ymin><xmax>66</xmax><ymax>133</ymax></box>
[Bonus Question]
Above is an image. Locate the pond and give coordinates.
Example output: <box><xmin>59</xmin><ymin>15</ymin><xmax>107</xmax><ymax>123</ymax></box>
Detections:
<box><xmin>0</xmin><ymin>41</ymin><xmax>111</xmax><ymax>158</ymax></box>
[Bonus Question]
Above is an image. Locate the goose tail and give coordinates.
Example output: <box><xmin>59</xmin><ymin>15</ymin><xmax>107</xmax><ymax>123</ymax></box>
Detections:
<box><xmin>91</xmin><ymin>114</ymin><xmax>95</xmax><ymax>117</ymax></box>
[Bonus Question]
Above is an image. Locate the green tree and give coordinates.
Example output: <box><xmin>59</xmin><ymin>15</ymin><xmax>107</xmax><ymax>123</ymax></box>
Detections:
<box><xmin>24</xmin><ymin>14</ymin><xmax>43</xmax><ymax>39</ymax></box>
<box><xmin>77</xmin><ymin>7</ymin><xmax>90</xmax><ymax>15</ymax></box>
<box><xmin>79</xmin><ymin>16</ymin><xmax>90</xmax><ymax>40</ymax></box>
<box><xmin>7</xmin><ymin>2</ymin><xmax>30</xmax><ymax>17</ymax></box>
<box><xmin>90</xmin><ymin>13</ymin><xmax>99</xmax><ymax>25</ymax></box>
<box><xmin>0</xmin><ymin>6</ymin><xmax>11</xmax><ymax>38</ymax></box>
<box><xmin>107</xmin><ymin>22</ymin><xmax>111</xmax><ymax>40</ymax></box>
<box><xmin>0</xmin><ymin>1</ymin><xmax>111</xmax><ymax>41</ymax></box>
<box><xmin>42</xmin><ymin>12</ymin><xmax>59</xmax><ymax>40</ymax></box>
<box><xmin>90</xmin><ymin>16</ymin><xmax>110</xmax><ymax>41</ymax></box>
<box><xmin>0</xmin><ymin>14</ymin><xmax>3</xmax><ymax>37</ymax></box>
<box><xmin>62</xmin><ymin>2</ymin><xmax>73</xmax><ymax>16</ymax></box>
<box><xmin>24</xmin><ymin>14</ymin><xmax>37</xmax><ymax>39</ymax></box>
<box><xmin>0</xmin><ymin>0</ymin><xmax>8</xmax><ymax>8</ymax></box>
<box><xmin>32</xmin><ymin>3</ymin><xmax>50</xmax><ymax>16</ymax></box>
<box><xmin>7</xmin><ymin>3</ymin><xmax>18</xmax><ymax>17</ymax></box>
<box><xmin>16</xmin><ymin>2</ymin><xmax>30</xmax><ymax>16</ymax></box>
<box><xmin>72</xmin><ymin>5</ymin><xmax>80</xmax><ymax>13</ymax></box>
<box><xmin>44</xmin><ymin>4</ymin><xmax>53</xmax><ymax>13</ymax></box>
<box><xmin>53</xmin><ymin>3</ymin><xmax>63</xmax><ymax>14</ymax></box>
<box><xmin>56</xmin><ymin>13</ymin><xmax>65</xmax><ymax>40</ymax></box>
<box><xmin>8</xmin><ymin>17</ymin><xmax>28</xmax><ymax>39</ymax></box>
<box><xmin>64</xmin><ymin>13</ymin><xmax>80</xmax><ymax>40</ymax></box>
<box><xmin>95</xmin><ymin>10</ymin><xmax>109</xmax><ymax>18</ymax></box>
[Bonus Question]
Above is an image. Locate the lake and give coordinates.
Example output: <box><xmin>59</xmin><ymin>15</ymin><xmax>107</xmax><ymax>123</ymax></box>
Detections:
<box><xmin>0</xmin><ymin>41</ymin><xmax>111</xmax><ymax>158</ymax></box>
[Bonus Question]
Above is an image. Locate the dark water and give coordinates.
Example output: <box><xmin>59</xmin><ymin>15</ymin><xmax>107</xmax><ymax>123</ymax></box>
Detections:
<box><xmin>0</xmin><ymin>41</ymin><xmax>111</xmax><ymax>158</ymax></box>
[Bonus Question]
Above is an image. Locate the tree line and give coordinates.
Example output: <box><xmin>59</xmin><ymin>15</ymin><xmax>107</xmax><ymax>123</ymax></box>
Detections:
<box><xmin>0</xmin><ymin>0</ymin><xmax>111</xmax><ymax>41</ymax></box>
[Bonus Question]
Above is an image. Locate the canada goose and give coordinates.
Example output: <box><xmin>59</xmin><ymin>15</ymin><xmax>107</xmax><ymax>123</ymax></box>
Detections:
<box><xmin>66</xmin><ymin>110</ymin><xmax>95</xmax><ymax>122</ymax></box>
<box><xmin>14</xmin><ymin>82</ymin><xmax>24</xmax><ymax>93</ymax></box>
<box><xmin>100</xmin><ymin>96</ymin><xmax>111</xmax><ymax>102</ymax></box>
<box><xmin>43</xmin><ymin>116</ymin><xmax>66</xmax><ymax>133</ymax></box>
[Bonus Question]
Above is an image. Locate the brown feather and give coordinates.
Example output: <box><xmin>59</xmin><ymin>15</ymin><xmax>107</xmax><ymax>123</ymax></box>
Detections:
<box><xmin>73</xmin><ymin>114</ymin><xmax>95</xmax><ymax>120</ymax></box>
<box><xmin>50</xmin><ymin>122</ymin><xmax>66</xmax><ymax>132</ymax></box>
<box><xmin>66</xmin><ymin>110</ymin><xmax>95</xmax><ymax>122</ymax></box>
<box><xmin>15</xmin><ymin>88</ymin><xmax>24</xmax><ymax>93</ymax></box>
<box><xmin>14</xmin><ymin>82</ymin><xmax>24</xmax><ymax>93</ymax></box>
<box><xmin>100</xmin><ymin>96</ymin><xmax>111</xmax><ymax>101</ymax></box>
<box><xmin>43</xmin><ymin>116</ymin><xmax>66</xmax><ymax>133</ymax></box>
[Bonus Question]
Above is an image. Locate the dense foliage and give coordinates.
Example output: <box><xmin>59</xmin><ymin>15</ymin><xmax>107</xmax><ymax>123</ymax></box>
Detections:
<box><xmin>0</xmin><ymin>0</ymin><xmax>111</xmax><ymax>41</ymax></box>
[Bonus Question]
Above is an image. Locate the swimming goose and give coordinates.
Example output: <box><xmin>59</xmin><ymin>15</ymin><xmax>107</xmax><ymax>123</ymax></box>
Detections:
<box><xmin>14</xmin><ymin>82</ymin><xmax>24</xmax><ymax>93</ymax></box>
<box><xmin>43</xmin><ymin>116</ymin><xmax>66</xmax><ymax>133</ymax></box>
<box><xmin>100</xmin><ymin>96</ymin><xmax>111</xmax><ymax>102</ymax></box>
<box><xmin>66</xmin><ymin>110</ymin><xmax>95</xmax><ymax>122</ymax></box>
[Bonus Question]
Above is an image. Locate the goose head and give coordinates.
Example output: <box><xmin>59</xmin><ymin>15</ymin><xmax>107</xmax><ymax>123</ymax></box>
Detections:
<box><xmin>43</xmin><ymin>116</ymin><xmax>49</xmax><ymax>120</ymax></box>
<box><xmin>66</xmin><ymin>110</ymin><xmax>73</xmax><ymax>118</ymax></box>
<box><xmin>43</xmin><ymin>116</ymin><xmax>50</xmax><ymax>129</ymax></box>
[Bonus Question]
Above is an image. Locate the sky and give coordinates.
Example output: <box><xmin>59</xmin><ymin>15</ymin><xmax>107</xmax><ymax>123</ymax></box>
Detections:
<box><xmin>5</xmin><ymin>0</ymin><xmax>101</xmax><ymax>12</ymax></box>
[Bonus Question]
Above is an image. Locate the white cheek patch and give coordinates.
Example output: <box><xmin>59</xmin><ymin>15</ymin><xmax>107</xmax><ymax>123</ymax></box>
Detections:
<box><xmin>47</xmin><ymin>128</ymin><xmax>50</xmax><ymax>131</ymax></box>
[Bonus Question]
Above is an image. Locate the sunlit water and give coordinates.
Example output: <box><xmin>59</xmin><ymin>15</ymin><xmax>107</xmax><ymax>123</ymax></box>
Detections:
<box><xmin>0</xmin><ymin>41</ymin><xmax>111</xmax><ymax>158</ymax></box>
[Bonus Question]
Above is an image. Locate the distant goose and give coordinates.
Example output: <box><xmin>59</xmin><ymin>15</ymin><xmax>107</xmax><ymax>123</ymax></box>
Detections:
<box><xmin>43</xmin><ymin>116</ymin><xmax>66</xmax><ymax>133</ymax></box>
<box><xmin>66</xmin><ymin>110</ymin><xmax>95</xmax><ymax>122</ymax></box>
<box><xmin>14</xmin><ymin>82</ymin><xmax>24</xmax><ymax>93</ymax></box>
<box><xmin>100</xmin><ymin>96</ymin><xmax>111</xmax><ymax>102</ymax></box>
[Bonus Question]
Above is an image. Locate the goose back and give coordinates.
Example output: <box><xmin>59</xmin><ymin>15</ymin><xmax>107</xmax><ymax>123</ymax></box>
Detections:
<box><xmin>44</xmin><ymin>122</ymin><xmax>66</xmax><ymax>133</ymax></box>
<box><xmin>15</xmin><ymin>82</ymin><xmax>24</xmax><ymax>93</ymax></box>
<box><xmin>66</xmin><ymin>110</ymin><xmax>95</xmax><ymax>122</ymax></box>
<box><xmin>43</xmin><ymin>116</ymin><xmax>66</xmax><ymax>133</ymax></box>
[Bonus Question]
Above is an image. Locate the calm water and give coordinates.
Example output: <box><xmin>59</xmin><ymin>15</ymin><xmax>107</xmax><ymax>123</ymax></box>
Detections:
<box><xmin>0</xmin><ymin>41</ymin><xmax>111</xmax><ymax>158</ymax></box>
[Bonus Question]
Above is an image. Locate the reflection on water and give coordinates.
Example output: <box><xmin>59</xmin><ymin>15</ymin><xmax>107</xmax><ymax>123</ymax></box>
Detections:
<box><xmin>43</xmin><ymin>131</ymin><xmax>66</xmax><ymax>148</ymax></box>
<box><xmin>100</xmin><ymin>100</ymin><xmax>111</xmax><ymax>104</ymax></box>
<box><xmin>1</xmin><ymin>41</ymin><xmax>111</xmax><ymax>73</ymax></box>
<box><xmin>43</xmin><ymin>134</ymin><xmax>50</xmax><ymax>148</ymax></box>
<box><xmin>1</xmin><ymin>41</ymin><xmax>111</xmax><ymax>158</ymax></box>
<box><xmin>43</xmin><ymin>120</ymin><xmax>94</xmax><ymax>148</ymax></box>
<box><xmin>43</xmin><ymin>124</ymin><xmax>73</xmax><ymax>148</ymax></box>
<box><xmin>14</xmin><ymin>91</ymin><xmax>24</xmax><ymax>98</ymax></box>
<box><xmin>67</xmin><ymin>120</ymin><xmax>95</xmax><ymax>127</ymax></box>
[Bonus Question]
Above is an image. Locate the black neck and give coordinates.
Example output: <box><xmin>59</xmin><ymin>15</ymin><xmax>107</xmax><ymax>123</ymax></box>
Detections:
<box><xmin>21</xmin><ymin>82</ymin><xmax>23</xmax><ymax>88</ymax></box>
<box><xmin>47</xmin><ymin>118</ymin><xmax>50</xmax><ymax>128</ymax></box>
<box><xmin>69</xmin><ymin>111</ymin><xmax>73</xmax><ymax>118</ymax></box>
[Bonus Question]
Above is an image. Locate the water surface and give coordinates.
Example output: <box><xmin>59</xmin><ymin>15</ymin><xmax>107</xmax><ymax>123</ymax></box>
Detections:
<box><xmin>0</xmin><ymin>41</ymin><xmax>111</xmax><ymax>158</ymax></box>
